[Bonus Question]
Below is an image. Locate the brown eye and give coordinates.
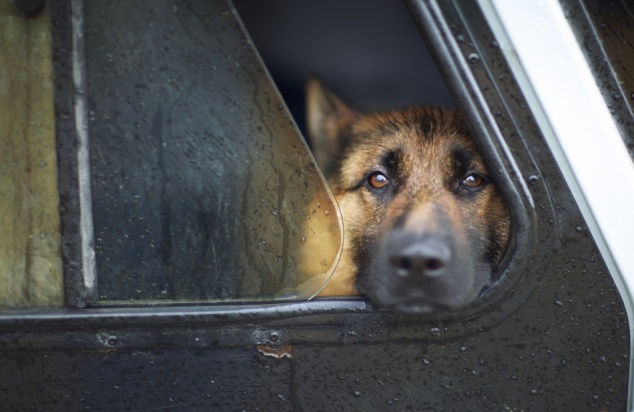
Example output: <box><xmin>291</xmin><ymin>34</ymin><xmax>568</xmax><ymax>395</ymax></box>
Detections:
<box><xmin>368</xmin><ymin>171</ymin><xmax>389</xmax><ymax>189</ymax></box>
<box><xmin>463</xmin><ymin>173</ymin><xmax>485</xmax><ymax>188</ymax></box>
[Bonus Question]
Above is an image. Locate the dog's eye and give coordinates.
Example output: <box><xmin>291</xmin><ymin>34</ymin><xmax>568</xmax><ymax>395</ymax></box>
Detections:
<box><xmin>368</xmin><ymin>171</ymin><xmax>389</xmax><ymax>189</ymax></box>
<box><xmin>463</xmin><ymin>173</ymin><xmax>486</xmax><ymax>188</ymax></box>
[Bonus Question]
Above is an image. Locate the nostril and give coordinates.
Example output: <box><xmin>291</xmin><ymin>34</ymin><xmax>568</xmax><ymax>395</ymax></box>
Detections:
<box><xmin>425</xmin><ymin>257</ymin><xmax>445</xmax><ymax>272</ymax></box>
<box><xmin>390</xmin><ymin>256</ymin><xmax>413</xmax><ymax>277</ymax></box>
<box><xmin>421</xmin><ymin>256</ymin><xmax>447</xmax><ymax>278</ymax></box>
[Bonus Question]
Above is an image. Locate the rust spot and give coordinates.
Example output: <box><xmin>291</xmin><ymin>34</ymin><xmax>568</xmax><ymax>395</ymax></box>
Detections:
<box><xmin>257</xmin><ymin>344</ymin><xmax>293</xmax><ymax>359</ymax></box>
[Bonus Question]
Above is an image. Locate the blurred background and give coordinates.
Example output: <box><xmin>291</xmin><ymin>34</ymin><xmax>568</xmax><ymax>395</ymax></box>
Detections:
<box><xmin>233</xmin><ymin>0</ymin><xmax>454</xmax><ymax>135</ymax></box>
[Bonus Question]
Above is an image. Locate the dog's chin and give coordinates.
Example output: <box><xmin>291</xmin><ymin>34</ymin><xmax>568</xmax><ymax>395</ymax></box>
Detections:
<box><xmin>378</xmin><ymin>293</ymin><xmax>476</xmax><ymax>315</ymax></box>
<box><xmin>392</xmin><ymin>300</ymin><xmax>453</xmax><ymax>315</ymax></box>
<box><xmin>361</xmin><ymin>268</ymin><xmax>480</xmax><ymax>316</ymax></box>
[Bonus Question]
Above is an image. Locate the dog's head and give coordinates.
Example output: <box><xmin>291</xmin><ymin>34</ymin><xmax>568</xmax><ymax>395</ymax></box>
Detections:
<box><xmin>306</xmin><ymin>78</ymin><xmax>511</xmax><ymax>314</ymax></box>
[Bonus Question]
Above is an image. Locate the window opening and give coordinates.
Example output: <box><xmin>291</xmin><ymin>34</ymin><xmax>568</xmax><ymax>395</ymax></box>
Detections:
<box><xmin>236</xmin><ymin>0</ymin><xmax>516</xmax><ymax>315</ymax></box>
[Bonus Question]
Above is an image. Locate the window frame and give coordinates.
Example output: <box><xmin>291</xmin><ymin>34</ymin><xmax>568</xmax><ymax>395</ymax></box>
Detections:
<box><xmin>6</xmin><ymin>0</ymin><xmax>607</xmax><ymax>329</ymax></box>
<box><xmin>478</xmin><ymin>0</ymin><xmax>634</xmax><ymax>407</ymax></box>
<box><xmin>52</xmin><ymin>0</ymin><xmax>98</xmax><ymax>308</ymax></box>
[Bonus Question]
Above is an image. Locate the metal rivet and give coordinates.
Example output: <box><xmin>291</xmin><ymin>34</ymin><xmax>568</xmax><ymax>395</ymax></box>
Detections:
<box><xmin>106</xmin><ymin>335</ymin><xmax>119</xmax><ymax>346</ymax></box>
<box><xmin>269</xmin><ymin>331</ymin><xmax>280</xmax><ymax>343</ymax></box>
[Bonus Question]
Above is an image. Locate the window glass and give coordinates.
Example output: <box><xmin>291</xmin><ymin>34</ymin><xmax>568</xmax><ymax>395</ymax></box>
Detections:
<box><xmin>562</xmin><ymin>0</ymin><xmax>634</xmax><ymax>159</ymax></box>
<box><xmin>82</xmin><ymin>0</ymin><xmax>342</xmax><ymax>303</ymax></box>
<box><xmin>0</xmin><ymin>2</ymin><xmax>63</xmax><ymax>308</ymax></box>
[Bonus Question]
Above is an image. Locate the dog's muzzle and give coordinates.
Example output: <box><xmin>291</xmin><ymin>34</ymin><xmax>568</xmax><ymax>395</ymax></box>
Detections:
<box><xmin>365</xmin><ymin>228</ymin><xmax>477</xmax><ymax>314</ymax></box>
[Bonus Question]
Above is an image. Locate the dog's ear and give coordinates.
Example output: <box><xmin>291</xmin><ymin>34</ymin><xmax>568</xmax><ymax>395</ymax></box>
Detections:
<box><xmin>306</xmin><ymin>77</ymin><xmax>355</xmax><ymax>171</ymax></box>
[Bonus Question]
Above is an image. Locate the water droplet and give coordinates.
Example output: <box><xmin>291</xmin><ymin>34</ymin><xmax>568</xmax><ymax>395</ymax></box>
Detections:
<box><xmin>528</xmin><ymin>175</ymin><xmax>539</xmax><ymax>184</ymax></box>
<box><xmin>430</xmin><ymin>327</ymin><xmax>441</xmax><ymax>337</ymax></box>
<box><xmin>468</xmin><ymin>53</ymin><xmax>479</xmax><ymax>64</ymax></box>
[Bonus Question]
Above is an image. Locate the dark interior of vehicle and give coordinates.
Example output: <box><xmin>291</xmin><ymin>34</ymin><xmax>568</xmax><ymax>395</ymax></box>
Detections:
<box><xmin>233</xmin><ymin>0</ymin><xmax>454</xmax><ymax>136</ymax></box>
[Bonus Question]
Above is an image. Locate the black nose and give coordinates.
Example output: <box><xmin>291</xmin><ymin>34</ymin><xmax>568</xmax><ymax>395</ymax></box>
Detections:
<box><xmin>389</xmin><ymin>237</ymin><xmax>451</xmax><ymax>278</ymax></box>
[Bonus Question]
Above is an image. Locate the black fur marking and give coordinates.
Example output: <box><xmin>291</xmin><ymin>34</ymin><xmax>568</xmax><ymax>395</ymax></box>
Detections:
<box><xmin>450</xmin><ymin>148</ymin><xmax>473</xmax><ymax>185</ymax></box>
<box><xmin>352</xmin><ymin>232</ymin><xmax>375</xmax><ymax>291</ymax></box>
<box><xmin>322</xmin><ymin>123</ymin><xmax>357</xmax><ymax>180</ymax></box>
<box><xmin>484</xmin><ymin>221</ymin><xmax>503</xmax><ymax>270</ymax></box>
<box><xmin>378</xmin><ymin>116</ymin><xmax>404</xmax><ymax>135</ymax></box>
<box><xmin>413</xmin><ymin>109</ymin><xmax>441</xmax><ymax>137</ymax></box>
<box><xmin>380</xmin><ymin>149</ymin><xmax>404</xmax><ymax>195</ymax></box>
<box><xmin>380</xmin><ymin>150</ymin><xmax>399</xmax><ymax>171</ymax></box>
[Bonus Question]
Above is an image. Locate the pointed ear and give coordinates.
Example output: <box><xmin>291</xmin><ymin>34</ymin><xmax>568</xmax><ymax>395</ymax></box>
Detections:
<box><xmin>306</xmin><ymin>77</ymin><xmax>355</xmax><ymax>171</ymax></box>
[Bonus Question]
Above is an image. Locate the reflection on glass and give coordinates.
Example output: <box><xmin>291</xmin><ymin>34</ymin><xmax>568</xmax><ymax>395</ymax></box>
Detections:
<box><xmin>0</xmin><ymin>1</ymin><xmax>63</xmax><ymax>308</ymax></box>
<box><xmin>84</xmin><ymin>0</ymin><xmax>342</xmax><ymax>303</ymax></box>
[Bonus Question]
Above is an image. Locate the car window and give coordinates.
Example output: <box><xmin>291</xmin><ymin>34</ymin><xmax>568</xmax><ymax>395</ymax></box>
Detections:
<box><xmin>1</xmin><ymin>0</ymin><xmax>343</xmax><ymax>308</ymax></box>
<box><xmin>560</xmin><ymin>0</ymin><xmax>634</xmax><ymax>161</ymax></box>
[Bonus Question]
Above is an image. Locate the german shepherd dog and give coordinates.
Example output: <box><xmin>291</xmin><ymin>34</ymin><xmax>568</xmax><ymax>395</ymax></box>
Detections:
<box><xmin>306</xmin><ymin>78</ymin><xmax>511</xmax><ymax>314</ymax></box>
